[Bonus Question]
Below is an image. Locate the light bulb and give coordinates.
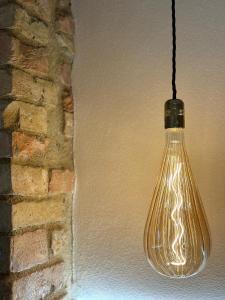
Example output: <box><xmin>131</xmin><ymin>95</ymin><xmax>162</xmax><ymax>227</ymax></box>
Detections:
<box><xmin>144</xmin><ymin>99</ymin><xmax>210</xmax><ymax>278</ymax></box>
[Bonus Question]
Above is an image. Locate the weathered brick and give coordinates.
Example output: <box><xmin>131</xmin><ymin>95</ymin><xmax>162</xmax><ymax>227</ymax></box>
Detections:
<box><xmin>0</xmin><ymin>68</ymin><xmax>58</xmax><ymax>105</ymax></box>
<box><xmin>0</xmin><ymin>0</ymin><xmax>75</xmax><ymax>298</ymax></box>
<box><xmin>0</xmin><ymin>32</ymin><xmax>49</xmax><ymax>77</ymax></box>
<box><xmin>11</xmin><ymin>164</ymin><xmax>48</xmax><ymax>196</ymax></box>
<box><xmin>10</xmin><ymin>229</ymin><xmax>48</xmax><ymax>272</ymax></box>
<box><xmin>56</xmin><ymin>15</ymin><xmax>74</xmax><ymax>36</ymax></box>
<box><xmin>12</xmin><ymin>132</ymin><xmax>48</xmax><ymax>165</ymax></box>
<box><xmin>56</xmin><ymin>33</ymin><xmax>74</xmax><ymax>61</ymax></box>
<box><xmin>35</xmin><ymin>78</ymin><xmax>59</xmax><ymax>106</ymax></box>
<box><xmin>64</xmin><ymin>112</ymin><xmax>73</xmax><ymax>137</ymax></box>
<box><xmin>10</xmin><ymin>70</ymin><xmax>44</xmax><ymax>104</ymax></box>
<box><xmin>47</xmin><ymin>104</ymin><xmax>64</xmax><ymax>137</ymax></box>
<box><xmin>59</xmin><ymin>63</ymin><xmax>72</xmax><ymax>88</ymax></box>
<box><xmin>57</xmin><ymin>0</ymin><xmax>71</xmax><ymax>13</ymax></box>
<box><xmin>45</xmin><ymin>137</ymin><xmax>74</xmax><ymax>169</ymax></box>
<box><xmin>0</xmin><ymin>4</ymin><xmax>49</xmax><ymax>46</ymax></box>
<box><xmin>2</xmin><ymin>101</ymin><xmax>47</xmax><ymax>135</ymax></box>
<box><xmin>2</xmin><ymin>101</ymin><xmax>47</xmax><ymax>134</ymax></box>
<box><xmin>12</xmin><ymin>196</ymin><xmax>66</xmax><ymax>229</ymax></box>
<box><xmin>12</xmin><ymin>263</ymin><xmax>65</xmax><ymax>300</ymax></box>
<box><xmin>16</xmin><ymin>0</ymin><xmax>52</xmax><ymax>23</ymax></box>
<box><xmin>63</xmin><ymin>95</ymin><xmax>73</xmax><ymax>112</ymax></box>
<box><xmin>19</xmin><ymin>102</ymin><xmax>47</xmax><ymax>134</ymax></box>
<box><xmin>0</xmin><ymin>101</ymin><xmax>11</xmax><ymax>130</ymax></box>
<box><xmin>51</xmin><ymin>229</ymin><xmax>66</xmax><ymax>257</ymax></box>
<box><xmin>2</xmin><ymin>101</ymin><xmax>20</xmax><ymax>130</ymax></box>
<box><xmin>49</xmin><ymin>169</ymin><xmax>74</xmax><ymax>193</ymax></box>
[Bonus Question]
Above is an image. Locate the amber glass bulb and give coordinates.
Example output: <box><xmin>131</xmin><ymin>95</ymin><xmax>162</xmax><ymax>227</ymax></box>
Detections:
<box><xmin>144</xmin><ymin>128</ymin><xmax>210</xmax><ymax>278</ymax></box>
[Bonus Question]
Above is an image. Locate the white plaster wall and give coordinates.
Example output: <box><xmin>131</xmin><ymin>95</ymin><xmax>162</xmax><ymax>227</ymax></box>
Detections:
<box><xmin>72</xmin><ymin>1</ymin><xmax>225</xmax><ymax>299</ymax></box>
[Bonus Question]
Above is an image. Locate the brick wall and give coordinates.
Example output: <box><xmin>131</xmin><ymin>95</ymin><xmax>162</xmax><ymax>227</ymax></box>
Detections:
<box><xmin>0</xmin><ymin>0</ymin><xmax>75</xmax><ymax>299</ymax></box>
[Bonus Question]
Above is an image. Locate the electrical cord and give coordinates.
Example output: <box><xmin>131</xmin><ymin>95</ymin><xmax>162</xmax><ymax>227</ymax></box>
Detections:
<box><xmin>172</xmin><ymin>0</ymin><xmax>177</xmax><ymax>99</ymax></box>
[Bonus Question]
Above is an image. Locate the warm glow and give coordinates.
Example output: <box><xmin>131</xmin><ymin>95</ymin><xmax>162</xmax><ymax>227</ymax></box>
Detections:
<box><xmin>168</xmin><ymin>159</ymin><xmax>186</xmax><ymax>266</ymax></box>
<box><xmin>144</xmin><ymin>128</ymin><xmax>210</xmax><ymax>278</ymax></box>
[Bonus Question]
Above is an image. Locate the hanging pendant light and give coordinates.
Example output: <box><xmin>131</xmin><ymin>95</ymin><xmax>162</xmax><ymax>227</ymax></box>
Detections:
<box><xmin>143</xmin><ymin>0</ymin><xmax>211</xmax><ymax>278</ymax></box>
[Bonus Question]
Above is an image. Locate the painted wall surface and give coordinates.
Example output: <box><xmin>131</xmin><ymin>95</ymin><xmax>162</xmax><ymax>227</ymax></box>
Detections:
<box><xmin>72</xmin><ymin>1</ymin><xmax>225</xmax><ymax>299</ymax></box>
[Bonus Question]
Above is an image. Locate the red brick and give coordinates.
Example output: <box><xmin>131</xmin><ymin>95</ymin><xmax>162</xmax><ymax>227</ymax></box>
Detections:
<box><xmin>12</xmin><ymin>132</ymin><xmax>48</xmax><ymax>164</ymax></box>
<box><xmin>63</xmin><ymin>95</ymin><xmax>73</xmax><ymax>112</ymax></box>
<box><xmin>0</xmin><ymin>229</ymin><xmax>49</xmax><ymax>274</ymax></box>
<box><xmin>56</xmin><ymin>15</ymin><xmax>74</xmax><ymax>36</ymax></box>
<box><xmin>12</xmin><ymin>263</ymin><xmax>65</xmax><ymax>300</ymax></box>
<box><xmin>0</xmin><ymin>32</ymin><xmax>49</xmax><ymax>77</ymax></box>
<box><xmin>15</xmin><ymin>42</ymin><xmax>49</xmax><ymax>76</ymax></box>
<box><xmin>11</xmin><ymin>229</ymin><xmax>48</xmax><ymax>272</ymax></box>
<box><xmin>49</xmin><ymin>169</ymin><xmax>74</xmax><ymax>193</ymax></box>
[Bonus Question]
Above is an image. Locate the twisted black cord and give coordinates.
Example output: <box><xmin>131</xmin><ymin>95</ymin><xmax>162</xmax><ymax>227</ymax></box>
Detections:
<box><xmin>172</xmin><ymin>0</ymin><xmax>177</xmax><ymax>99</ymax></box>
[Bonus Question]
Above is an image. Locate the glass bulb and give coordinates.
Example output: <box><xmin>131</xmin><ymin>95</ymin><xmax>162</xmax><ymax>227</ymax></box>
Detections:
<box><xmin>144</xmin><ymin>128</ymin><xmax>211</xmax><ymax>278</ymax></box>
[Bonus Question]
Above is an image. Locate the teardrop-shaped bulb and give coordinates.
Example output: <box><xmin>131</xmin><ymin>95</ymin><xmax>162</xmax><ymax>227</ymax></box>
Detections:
<box><xmin>144</xmin><ymin>128</ymin><xmax>211</xmax><ymax>278</ymax></box>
